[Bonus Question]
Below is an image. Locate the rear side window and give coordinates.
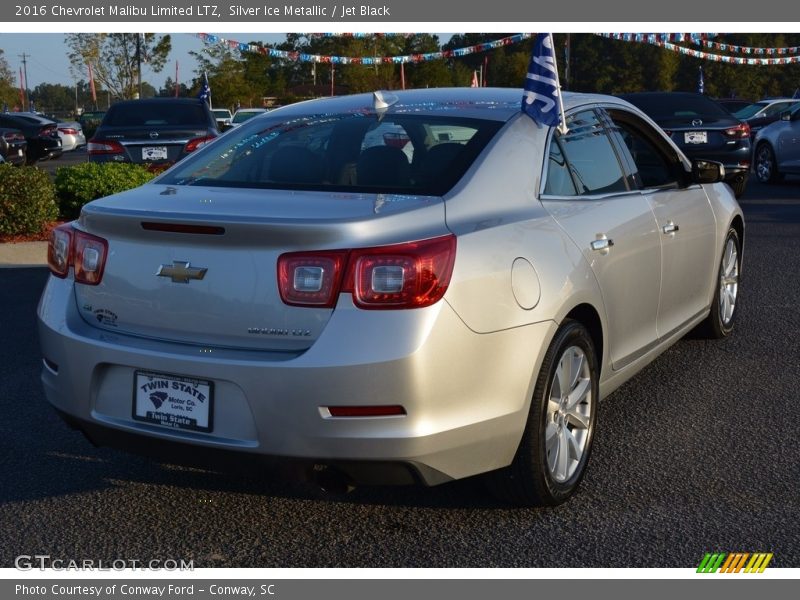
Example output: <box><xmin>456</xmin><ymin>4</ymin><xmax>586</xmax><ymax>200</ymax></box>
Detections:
<box><xmin>104</xmin><ymin>103</ymin><xmax>209</xmax><ymax>127</ymax></box>
<box><xmin>160</xmin><ymin>113</ymin><xmax>503</xmax><ymax>196</ymax></box>
<box><xmin>545</xmin><ymin>110</ymin><xmax>628</xmax><ymax>196</ymax></box>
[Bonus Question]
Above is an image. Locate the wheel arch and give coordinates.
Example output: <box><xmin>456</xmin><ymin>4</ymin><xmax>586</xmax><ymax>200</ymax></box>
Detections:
<box><xmin>562</xmin><ymin>303</ymin><xmax>604</xmax><ymax>379</ymax></box>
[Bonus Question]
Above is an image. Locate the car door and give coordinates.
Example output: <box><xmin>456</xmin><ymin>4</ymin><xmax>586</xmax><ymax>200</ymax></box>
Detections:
<box><xmin>775</xmin><ymin>106</ymin><xmax>800</xmax><ymax>172</ymax></box>
<box><xmin>606</xmin><ymin>108</ymin><xmax>718</xmax><ymax>339</ymax></box>
<box><xmin>539</xmin><ymin>109</ymin><xmax>661</xmax><ymax>371</ymax></box>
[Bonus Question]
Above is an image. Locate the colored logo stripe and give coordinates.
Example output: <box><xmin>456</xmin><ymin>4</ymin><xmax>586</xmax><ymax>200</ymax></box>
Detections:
<box><xmin>697</xmin><ymin>552</ymin><xmax>773</xmax><ymax>573</ymax></box>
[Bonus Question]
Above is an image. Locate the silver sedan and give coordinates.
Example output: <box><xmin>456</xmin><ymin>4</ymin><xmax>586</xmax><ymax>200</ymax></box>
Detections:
<box><xmin>38</xmin><ymin>88</ymin><xmax>744</xmax><ymax>506</ymax></box>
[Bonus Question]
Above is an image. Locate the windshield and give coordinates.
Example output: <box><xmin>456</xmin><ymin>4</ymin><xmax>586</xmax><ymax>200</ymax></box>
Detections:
<box><xmin>212</xmin><ymin>110</ymin><xmax>231</xmax><ymax>119</ymax></box>
<box><xmin>159</xmin><ymin>111</ymin><xmax>502</xmax><ymax>196</ymax></box>
<box><xmin>103</xmin><ymin>103</ymin><xmax>209</xmax><ymax>127</ymax></box>
<box><xmin>734</xmin><ymin>102</ymin><xmax>769</xmax><ymax>119</ymax></box>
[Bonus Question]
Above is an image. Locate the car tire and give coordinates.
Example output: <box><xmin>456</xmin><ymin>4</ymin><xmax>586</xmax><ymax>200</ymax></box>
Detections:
<box><xmin>698</xmin><ymin>227</ymin><xmax>741</xmax><ymax>339</ymax></box>
<box><xmin>755</xmin><ymin>143</ymin><xmax>783</xmax><ymax>184</ymax></box>
<box><xmin>486</xmin><ymin>319</ymin><xmax>598</xmax><ymax>507</ymax></box>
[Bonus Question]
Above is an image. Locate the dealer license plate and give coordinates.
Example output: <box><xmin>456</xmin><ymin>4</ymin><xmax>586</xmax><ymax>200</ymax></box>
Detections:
<box><xmin>684</xmin><ymin>131</ymin><xmax>708</xmax><ymax>144</ymax></box>
<box><xmin>133</xmin><ymin>371</ymin><xmax>213</xmax><ymax>432</ymax></box>
<box><xmin>142</xmin><ymin>146</ymin><xmax>168</xmax><ymax>161</ymax></box>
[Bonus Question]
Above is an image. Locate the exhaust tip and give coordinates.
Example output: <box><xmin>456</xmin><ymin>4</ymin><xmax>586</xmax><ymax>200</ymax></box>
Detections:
<box><xmin>309</xmin><ymin>464</ymin><xmax>356</xmax><ymax>495</ymax></box>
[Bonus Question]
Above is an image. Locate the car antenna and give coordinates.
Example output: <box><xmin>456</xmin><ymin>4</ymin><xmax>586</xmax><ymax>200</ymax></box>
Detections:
<box><xmin>373</xmin><ymin>90</ymin><xmax>398</xmax><ymax>122</ymax></box>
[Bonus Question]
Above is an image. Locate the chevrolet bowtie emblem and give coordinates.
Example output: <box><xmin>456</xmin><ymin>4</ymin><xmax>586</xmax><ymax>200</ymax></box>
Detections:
<box><xmin>156</xmin><ymin>261</ymin><xmax>208</xmax><ymax>284</ymax></box>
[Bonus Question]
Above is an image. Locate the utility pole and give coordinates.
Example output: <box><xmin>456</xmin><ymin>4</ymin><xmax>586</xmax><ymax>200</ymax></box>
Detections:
<box><xmin>136</xmin><ymin>34</ymin><xmax>143</xmax><ymax>99</ymax></box>
<box><xmin>19</xmin><ymin>52</ymin><xmax>30</xmax><ymax>111</ymax></box>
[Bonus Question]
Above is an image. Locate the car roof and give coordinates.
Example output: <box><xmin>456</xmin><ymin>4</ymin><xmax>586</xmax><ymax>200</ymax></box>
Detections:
<box><xmin>270</xmin><ymin>87</ymin><xmax>625</xmax><ymax>122</ymax></box>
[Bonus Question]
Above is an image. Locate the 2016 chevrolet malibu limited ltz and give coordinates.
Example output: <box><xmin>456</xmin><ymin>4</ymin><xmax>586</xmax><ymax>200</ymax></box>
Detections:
<box><xmin>38</xmin><ymin>88</ymin><xmax>744</xmax><ymax>506</ymax></box>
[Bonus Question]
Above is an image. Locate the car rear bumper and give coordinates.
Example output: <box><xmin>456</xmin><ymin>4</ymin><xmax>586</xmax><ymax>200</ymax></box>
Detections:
<box><xmin>38</xmin><ymin>274</ymin><xmax>555</xmax><ymax>486</ymax></box>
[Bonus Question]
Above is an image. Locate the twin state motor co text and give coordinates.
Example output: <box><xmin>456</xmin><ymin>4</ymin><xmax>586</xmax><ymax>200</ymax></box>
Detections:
<box><xmin>15</xmin><ymin>3</ymin><xmax>391</xmax><ymax>17</ymax></box>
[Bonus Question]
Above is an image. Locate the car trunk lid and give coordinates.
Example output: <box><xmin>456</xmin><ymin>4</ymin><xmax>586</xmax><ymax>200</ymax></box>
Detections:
<box><xmin>72</xmin><ymin>184</ymin><xmax>445</xmax><ymax>352</ymax></box>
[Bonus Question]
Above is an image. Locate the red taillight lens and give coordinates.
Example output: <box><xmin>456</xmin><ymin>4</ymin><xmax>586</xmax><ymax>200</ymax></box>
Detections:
<box><xmin>47</xmin><ymin>224</ymin><xmax>108</xmax><ymax>285</ymax></box>
<box><xmin>73</xmin><ymin>230</ymin><xmax>108</xmax><ymax>285</ymax></box>
<box><xmin>185</xmin><ymin>135</ymin><xmax>216</xmax><ymax>153</ymax></box>
<box><xmin>58</xmin><ymin>127</ymin><xmax>78</xmax><ymax>135</ymax></box>
<box><xmin>346</xmin><ymin>236</ymin><xmax>457</xmax><ymax>309</ymax></box>
<box><xmin>723</xmin><ymin>123</ymin><xmax>750</xmax><ymax>139</ymax></box>
<box><xmin>277</xmin><ymin>235</ymin><xmax>457</xmax><ymax>310</ymax></box>
<box><xmin>87</xmin><ymin>139</ymin><xmax>124</xmax><ymax>155</ymax></box>
<box><xmin>278</xmin><ymin>251</ymin><xmax>348</xmax><ymax>308</ymax></box>
<box><xmin>47</xmin><ymin>224</ymin><xmax>73</xmax><ymax>278</ymax></box>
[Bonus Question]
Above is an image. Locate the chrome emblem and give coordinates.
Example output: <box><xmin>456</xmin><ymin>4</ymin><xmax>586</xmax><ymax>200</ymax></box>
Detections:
<box><xmin>149</xmin><ymin>131</ymin><xmax>159</xmax><ymax>139</ymax></box>
<box><xmin>156</xmin><ymin>261</ymin><xmax>207</xmax><ymax>284</ymax></box>
<box><xmin>692</xmin><ymin>119</ymin><xmax>703</xmax><ymax>127</ymax></box>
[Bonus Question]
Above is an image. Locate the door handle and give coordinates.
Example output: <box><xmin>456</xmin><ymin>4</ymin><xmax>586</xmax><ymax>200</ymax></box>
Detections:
<box><xmin>662</xmin><ymin>221</ymin><xmax>680</xmax><ymax>235</ymax></box>
<box><xmin>590</xmin><ymin>238</ymin><xmax>614</xmax><ymax>252</ymax></box>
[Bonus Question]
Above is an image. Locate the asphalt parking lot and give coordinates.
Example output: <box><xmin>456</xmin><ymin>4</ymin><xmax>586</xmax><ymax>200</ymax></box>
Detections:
<box><xmin>0</xmin><ymin>174</ymin><xmax>798</xmax><ymax>568</ymax></box>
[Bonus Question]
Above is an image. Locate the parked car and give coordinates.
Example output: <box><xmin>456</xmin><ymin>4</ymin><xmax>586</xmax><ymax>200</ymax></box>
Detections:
<box><xmin>88</xmin><ymin>98</ymin><xmax>218</xmax><ymax>167</ymax></box>
<box><xmin>230</xmin><ymin>107</ymin><xmax>268</xmax><ymax>128</ymax></box>
<box><xmin>618</xmin><ymin>92</ymin><xmax>752</xmax><ymax>197</ymax></box>
<box><xmin>753</xmin><ymin>102</ymin><xmax>800</xmax><ymax>183</ymax></box>
<box><xmin>56</xmin><ymin>120</ymin><xmax>87</xmax><ymax>152</ymax></box>
<box><xmin>0</xmin><ymin>127</ymin><xmax>28</xmax><ymax>166</ymax></box>
<box><xmin>733</xmin><ymin>98</ymin><xmax>800</xmax><ymax>138</ymax></box>
<box><xmin>211</xmin><ymin>108</ymin><xmax>233</xmax><ymax>131</ymax></box>
<box><xmin>0</xmin><ymin>113</ymin><xmax>62</xmax><ymax>165</ymax></box>
<box><xmin>38</xmin><ymin>88</ymin><xmax>743</xmax><ymax>506</ymax></box>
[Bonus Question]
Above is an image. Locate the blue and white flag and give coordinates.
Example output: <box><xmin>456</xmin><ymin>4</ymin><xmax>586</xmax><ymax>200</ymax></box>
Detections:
<box><xmin>198</xmin><ymin>71</ymin><xmax>211</xmax><ymax>104</ymax></box>
<box><xmin>793</xmin><ymin>87</ymin><xmax>800</xmax><ymax>99</ymax></box>
<box><xmin>522</xmin><ymin>33</ymin><xmax>564</xmax><ymax>131</ymax></box>
<box><xmin>698</xmin><ymin>66</ymin><xmax>705</xmax><ymax>94</ymax></box>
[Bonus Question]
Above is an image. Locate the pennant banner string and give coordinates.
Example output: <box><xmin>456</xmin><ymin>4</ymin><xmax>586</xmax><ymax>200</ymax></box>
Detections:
<box><xmin>599</xmin><ymin>33</ymin><xmax>800</xmax><ymax>65</ymax></box>
<box><xmin>193</xmin><ymin>32</ymin><xmax>533</xmax><ymax>65</ymax></box>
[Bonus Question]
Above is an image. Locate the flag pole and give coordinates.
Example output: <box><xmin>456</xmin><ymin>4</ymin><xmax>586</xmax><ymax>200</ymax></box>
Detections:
<box><xmin>549</xmin><ymin>33</ymin><xmax>568</xmax><ymax>135</ymax></box>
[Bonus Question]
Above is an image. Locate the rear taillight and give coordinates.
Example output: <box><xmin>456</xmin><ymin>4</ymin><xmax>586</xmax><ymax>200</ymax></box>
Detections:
<box><xmin>58</xmin><ymin>127</ymin><xmax>78</xmax><ymax>135</ymax></box>
<box><xmin>278</xmin><ymin>251</ymin><xmax>348</xmax><ymax>308</ymax></box>
<box><xmin>278</xmin><ymin>235</ymin><xmax>457</xmax><ymax>310</ymax></box>
<box><xmin>87</xmin><ymin>140</ymin><xmax>124</xmax><ymax>155</ymax></box>
<box><xmin>47</xmin><ymin>224</ymin><xmax>108</xmax><ymax>285</ymax></box>
<box><xmin>2</xmin><ymin>132</ymin><xmax>24</xmax><ymax>142</ymax></box>
<box><xmin>723</xmin><ymin>123</ymin><xmax>750</xmax><ymax>139</ymax></box>
<box><xmin>185</xmin><ymin>135</ymin><xmax>216</xmax><ymax>153</ymax></box>
<box><xmin>39</xmin><ymin>126</ymin><xmax>57</xmax><ymax>136</ymax></box>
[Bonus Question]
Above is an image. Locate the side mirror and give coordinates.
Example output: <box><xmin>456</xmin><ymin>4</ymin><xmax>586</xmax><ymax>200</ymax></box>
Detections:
<box><xmin>781</xmin><ymin>110</ymin><xmax>792</xmax><ymax>122</ymax></box>
<box><xmin>692</xmin><ymin>159</ymin><xmax>725</xmax><ymax>184</ymax></box>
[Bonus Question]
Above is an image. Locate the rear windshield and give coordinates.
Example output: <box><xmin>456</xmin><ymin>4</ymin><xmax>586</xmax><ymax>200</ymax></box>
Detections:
<box><xmin>734</xmin><ymin>102</ymin><xmax>769</xmax><ymax>119</ymax></box>
<box><xmin>103</xmin><ymin>103</ymin><xmax>209</xmax><ymax>127</ymax></box>
<box><xmin>159</xmin><ymin>112</ymin><xmax>503</xmax><ymax>196</ymax></box>
<box><xmin>622</xmin><ymin>94</ymin><xmax>730</xmax><ymax>119</ymax></box>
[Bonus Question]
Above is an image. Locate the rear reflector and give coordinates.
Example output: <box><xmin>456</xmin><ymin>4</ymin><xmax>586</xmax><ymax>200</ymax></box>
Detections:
<box><xmin>141</xmin><ymin>222</ymin><xmax>225</xmax><ymax>235</ymax></box>
<box><xmin>326</xmin><ymin>406</ymin><xmax>407</xmax><ymax>417</ymax></box>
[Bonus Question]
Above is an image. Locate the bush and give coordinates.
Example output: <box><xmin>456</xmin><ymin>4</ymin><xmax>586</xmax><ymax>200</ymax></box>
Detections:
<box><xmin>55</xmin><ymin>162</ymin><xmax>157</xmax><ymax>218</ymax></box>
<box><xmin>0</xmin><ymin>165</ymin><xmax>59</xmax><ymax>236</ymax></box>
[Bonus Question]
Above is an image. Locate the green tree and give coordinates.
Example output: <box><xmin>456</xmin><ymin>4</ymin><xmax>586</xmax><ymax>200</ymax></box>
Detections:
<box><xmin>65</xmin><ymin>33</ymin><xmax>171</xmax><ymax>100</ymax></box>
<box><xmin>0</xmin><ymin>49</ymin><xmax>20</xmax><ymax>109</ymax></box>
<box><xmin>191</xmin><ymin>40</ymin><xmax>252</xmax><ymax>111</ymax></box>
